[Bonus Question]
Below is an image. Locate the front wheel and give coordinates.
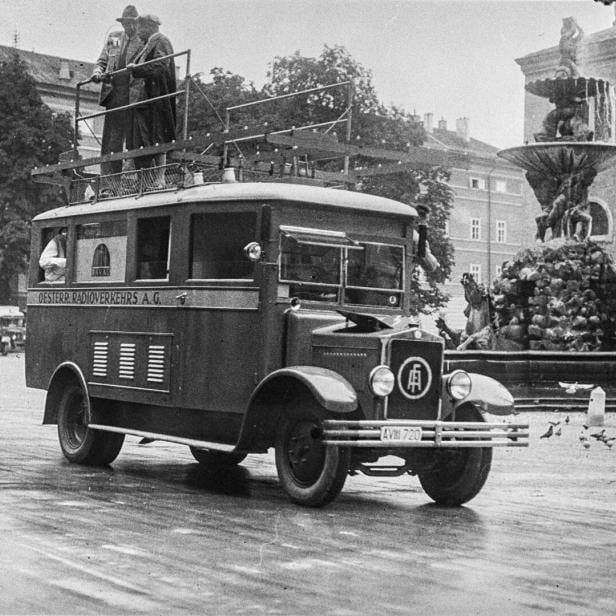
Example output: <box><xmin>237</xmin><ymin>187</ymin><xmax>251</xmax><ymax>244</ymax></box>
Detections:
<box><xmin>1</xmin><ymin>342</ymin><xmax>8</xmax><ymax>356</ymax></box>
<box><xmin>417</xmin><ymin>404</ymin><xmax>492</xmax><ymax>506</ymax></box>
<box><xmin>57</xmin><ymin>384</ymin><xmax>124</xmax><ymax>465</ymax></box>
<box><xmin>275</xmin><ymin>403</ymin><xmax>350</xmax><ymax>507</ymax></box>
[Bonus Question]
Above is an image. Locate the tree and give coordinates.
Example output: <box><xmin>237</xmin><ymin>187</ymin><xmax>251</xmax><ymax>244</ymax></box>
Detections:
<box><xmin>0</xmin><ymin>52</ymin><xmax>73</xmax><ymax>303</ymax></box>
<box><xmin>265</xmin><ymin>45</ymin><xmax>454</xmax><ymax>312</ymax></box>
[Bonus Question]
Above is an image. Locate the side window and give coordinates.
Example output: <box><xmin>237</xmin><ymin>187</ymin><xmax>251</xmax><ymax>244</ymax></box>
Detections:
<box><xmin>76</xmin><ymin>221</ymin><xmax>127</xmax><ymax>282</ymax></box>
<box><xmin>189</xmin><ymin>212</ymin><xmax>257</xmax><ymax>279</ymax></box>
<box><xmin>39</xmin><ymin>226</ymin><xmax>68</xmax><ymax>283</ymax></box>
<box><xmin>137</xmin><ymin>216</ymin><xmax>170</xmax><ymax>280</ymax></box>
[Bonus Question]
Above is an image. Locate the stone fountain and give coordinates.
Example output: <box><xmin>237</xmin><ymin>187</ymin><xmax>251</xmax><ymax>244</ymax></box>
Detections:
<box><xmin>498</xmin><ymin>16</ymin><xmax>616</xmax><ymax>243</ymax></box>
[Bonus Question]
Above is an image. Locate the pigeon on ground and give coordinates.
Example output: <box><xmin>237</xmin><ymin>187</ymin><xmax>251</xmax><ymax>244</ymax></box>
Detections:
<box><xmin>540</xmin><ymin>425</ymin><xmax>554</xmax><ymax>439</ymax></box>
<box><xmin>591</xmin><ymin>430</ymin><xmax>606</xmax><ymax>441</ymax></box>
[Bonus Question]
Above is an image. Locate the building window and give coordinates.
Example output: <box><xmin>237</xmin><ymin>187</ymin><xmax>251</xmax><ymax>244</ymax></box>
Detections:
<box><xmin>496</xmin><ymin>220</ymin><xmax>506</xmax><ymax>243</ymax></box>
<box><xmin>470</xmin><ymin>218</ymin><xmax>481</xmax><ymax>241</ymax></box>
<box><xmin>495</xmin><ymin>179</ymin><xmax>507</xmax><ymax>193</ymax></box>
<box><xmin>470</xmin><ymin>177</ymin><xmax>486</xmax><ymax>190</ymax></box>
<box><xmin>470</xmin><ymin>263</ymin><xmax>481</xmax><ymax>283</ymax></box>
<box><xmin>495</xmin><ymin>264</ymin><xmax>502</xmax><ymax>279</ymax></box>
<box><xmin>444</xmin><ymin>220</ymin><xmax>450</xmax><ymax>238</ymax></box>
<box><xmin>91</xmin><ymin>244</ymin><xmax>111</xmax><ymax>277</ymax></box>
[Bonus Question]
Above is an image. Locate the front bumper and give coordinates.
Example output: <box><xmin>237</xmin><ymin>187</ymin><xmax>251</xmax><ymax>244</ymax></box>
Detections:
<box><xmin>322</xmin><ymin>419</ymin><xmax>529</xmax><ymax>448</ymax></box>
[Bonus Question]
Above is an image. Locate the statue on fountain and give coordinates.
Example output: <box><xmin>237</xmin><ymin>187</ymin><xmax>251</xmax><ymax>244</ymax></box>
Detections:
<box><xmin>556</xmin><ymin>16</ymin><xmax>584</xmax><ymax>79</ymax></box>
<box><xmin>533</xmin><ymin>166</ymin><xmax>596</xmax><ymax>242</ymax></box>
<box><xmin>534</xmin><ymin>17</ymin><xmax>593</xmax><ymax>142</ymax></box>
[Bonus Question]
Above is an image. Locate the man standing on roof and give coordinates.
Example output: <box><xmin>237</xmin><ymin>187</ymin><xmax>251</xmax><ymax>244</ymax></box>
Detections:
<box><xmin>90</xmin><ymin>5</ymin><xmax>144</xmax><ymax>178</ymax></box>
<box><xmin>127</xmin><ymin>14</ymin><xmax>177</xmax><ymax>184</ymax></box>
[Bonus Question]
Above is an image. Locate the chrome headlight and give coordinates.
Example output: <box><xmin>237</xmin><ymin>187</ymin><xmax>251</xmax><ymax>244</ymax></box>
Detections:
<box><xmin>369</xmin><ymin>365</ymin><xmax>395</xmax><ymax>397</ymax></box>
<box><xmin>447</xmin><ymin>370</ymin><xmax>472</xmax><ymax>400</ymax></box>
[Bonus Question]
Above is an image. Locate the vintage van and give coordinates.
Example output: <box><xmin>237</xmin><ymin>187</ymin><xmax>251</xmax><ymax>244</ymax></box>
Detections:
<box><xmin>26</xmin><ymin>179</ymin><xmax>528</xmax><ymax>507</ymax></box>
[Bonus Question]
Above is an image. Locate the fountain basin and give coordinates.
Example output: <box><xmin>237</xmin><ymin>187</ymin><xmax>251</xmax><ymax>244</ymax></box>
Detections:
<box><xmin>525</xmin><ymin>77</ymin><xmax>610</xmax><ymax>100</ymax></box>
<box><xmin>498</xmin><ymin>142</ymin><xmax>616</xmax><ymax>177</ymax></box>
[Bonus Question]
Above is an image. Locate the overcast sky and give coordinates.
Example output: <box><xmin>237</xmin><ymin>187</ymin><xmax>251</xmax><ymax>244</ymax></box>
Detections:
<box><xmin>1</xmin><ymin>0</ymin><xmax>614</xmax><ymax>148</ymax></box>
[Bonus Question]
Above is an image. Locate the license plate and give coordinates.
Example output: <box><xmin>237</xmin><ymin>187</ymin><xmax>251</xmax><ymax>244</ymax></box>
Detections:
<box><xmin>380</xmin><ymin>426</ymin><xmax>422</xmax><ymax>442</ymax></box>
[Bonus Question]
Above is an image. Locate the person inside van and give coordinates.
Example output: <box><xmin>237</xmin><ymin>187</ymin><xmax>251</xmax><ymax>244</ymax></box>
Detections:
<box><xmin>39</xmin><ymin>227</ymin><xmax>68</xmax><ymax>282</ymax></box>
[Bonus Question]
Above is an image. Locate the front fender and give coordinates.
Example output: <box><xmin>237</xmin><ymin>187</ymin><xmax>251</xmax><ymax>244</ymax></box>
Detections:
<box><xmin>236</xmin><ymin>366</ymin><xmax>358</xmax><ymax>451</ymax></box>
<box><xmin>455</xmin><ymin>372</ymin><xmax>515</xmax><ymax>416</ymax></box>
<box><xmin>252</xmin><ymin>366</ymin><xmax>358</xmax><ymax>413</ymax></box>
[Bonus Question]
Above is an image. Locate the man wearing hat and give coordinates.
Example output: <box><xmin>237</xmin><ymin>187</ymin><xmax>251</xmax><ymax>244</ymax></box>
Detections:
<box><xmin>127</xmin><ymin>14</ymin><xmax>177</xmax><ymax>182</ymax></box>
<box><xmin>90</xmin><ymin>5</ymin><xmax>144</xmax><ymax>178</ymax></box>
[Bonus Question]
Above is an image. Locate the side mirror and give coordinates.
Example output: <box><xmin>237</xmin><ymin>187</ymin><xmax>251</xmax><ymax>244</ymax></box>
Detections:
<box><xmin>244</xmin><ymin>241</ymin><xmax>263</xmax><ymax>261</ymax></box>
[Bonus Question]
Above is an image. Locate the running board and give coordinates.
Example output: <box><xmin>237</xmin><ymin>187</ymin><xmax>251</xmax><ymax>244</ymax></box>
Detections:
<box><xmin>87</xmin><ymin>423</ymin><xmax>236</xmax><ymax>453</ymax></box>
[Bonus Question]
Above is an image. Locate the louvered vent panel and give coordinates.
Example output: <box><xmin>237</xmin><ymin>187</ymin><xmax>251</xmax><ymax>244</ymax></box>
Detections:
<box><xmin>118</xmin><ymin>343</ymin><xmax>136</xmax><ymax>380</ymax></box>
<box><xmin>147</xmin><ymin>345</ymin><xmax>166</xmax><ymax>383</ymax></box>
<box><xmin>92</xmin><ymin>341</ymin><xmax>109</xmax><ymax>377</ymax></box>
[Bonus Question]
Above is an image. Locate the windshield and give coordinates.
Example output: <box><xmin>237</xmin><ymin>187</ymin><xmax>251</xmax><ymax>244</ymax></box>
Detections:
<box><xmin>279</xmin><ymin>231</ymin><xmax>404</xmax><ymax>307</ymax></box>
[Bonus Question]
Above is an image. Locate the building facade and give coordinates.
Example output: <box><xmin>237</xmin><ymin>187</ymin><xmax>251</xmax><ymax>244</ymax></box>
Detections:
<box><xmin>422</xmin><ymin>116</ymin><xmax>526</xmax><ymax>328</ymax></box>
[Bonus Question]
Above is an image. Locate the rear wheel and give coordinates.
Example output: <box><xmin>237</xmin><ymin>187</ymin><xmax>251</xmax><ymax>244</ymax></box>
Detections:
<box><xmin>57</xmin><ymin>384</ymin><xmax>124</xmax><ymax>465</ymax></box>
<box><xmin>275</xmin><ymin>402</ymin><xmax>349</xmax><ymax>507</ymax></box>
<box><xmin>189</xmin><ymin>447</ymin><xmax>246</xmax><ymax>466</ymax></box>
<box><xmin>417</xmin><ymin>404</ymin><xmax>492</xmax><ymax>506</ymax></box>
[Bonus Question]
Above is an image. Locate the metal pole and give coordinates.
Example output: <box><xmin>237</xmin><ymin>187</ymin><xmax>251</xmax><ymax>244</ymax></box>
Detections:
<box><xmin>182</xmin><ymin>50</ymin><xmax>191</xmax><ymax>141</ymax></box>
<box><xmin>227</xmin><ymin>81</ymin><xmax>351</xmax><ymax>112</ymax></box>
<box><xmin>77</xmin><ymin>90</ymin><xmax>186</xmax><ymax>122</ymax></box>
<box><xmin>223</xmin><ymin>108</ymin><xmax>230</xmax><ymax>167</ymax></box>
<box><xmin>344</xmin><ymin>82</ymin><xmax>354</xmax><ymax>177</ymax></box>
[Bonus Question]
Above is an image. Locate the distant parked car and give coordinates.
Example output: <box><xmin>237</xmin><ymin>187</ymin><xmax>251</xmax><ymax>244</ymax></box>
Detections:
<box><xmin>0</xmin><ymin>306</ymin><xmax>26</xmax><ymax>355</ymax></box>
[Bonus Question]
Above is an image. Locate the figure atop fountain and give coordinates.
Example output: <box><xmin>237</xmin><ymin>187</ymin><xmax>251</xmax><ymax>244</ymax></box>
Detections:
<box><xmin>534</xmin><ymin>17</ymin><xmax>593</xmax><ymax>142</ymax></box>
<box><xmin>556</xmin><ymin>16</ymin><xmax>584</xmax><ymax>79</ymax></box>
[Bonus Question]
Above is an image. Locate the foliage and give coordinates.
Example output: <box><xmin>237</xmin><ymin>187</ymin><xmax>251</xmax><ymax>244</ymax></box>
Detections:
<box><xmin>0</xmin><ymin>52</ymin><xmax>73</xmax><ymax>303</ymax></box>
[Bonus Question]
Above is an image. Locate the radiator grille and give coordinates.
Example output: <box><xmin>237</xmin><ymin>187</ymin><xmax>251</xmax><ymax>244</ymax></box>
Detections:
<box><xmin>387</xmin><ymin>339</ymin><xmax>443</xmax><ymax>420</ymax></box>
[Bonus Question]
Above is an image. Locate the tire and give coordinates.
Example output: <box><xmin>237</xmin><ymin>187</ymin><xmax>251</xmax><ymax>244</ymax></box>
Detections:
<box><xmin>189</xmin><ymin>447</ymin><xmax>247</xmax><ymax>466</ymax></box>
<box><xmin>1</xmin><ymin>342</ymin><xmax>8</xmax><ymax>356</ymax></box>
<box><xmin>275</xmin><ymin>402</ymin><xmax>350</xmax><ymax>507</ymax></box>
<box><xmin>417</xmin><ymin>404</ymin><xmax>492</xmax><ymax>506</ymax></box>
<box><xmin>57</xmin><ymin>384</ymin><xmax>124</xmax><ymax>465</ymax></box>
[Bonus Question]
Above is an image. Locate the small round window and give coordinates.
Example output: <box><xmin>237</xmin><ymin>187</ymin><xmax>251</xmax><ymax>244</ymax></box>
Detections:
<box><xmin>91</xmin><ymin>243</ymin><xmax>110</xmax><ymax>277</ymax></box>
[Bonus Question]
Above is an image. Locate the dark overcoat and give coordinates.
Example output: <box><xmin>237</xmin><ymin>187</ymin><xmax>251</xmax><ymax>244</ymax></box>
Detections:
<box><xmin>129</xmin><ymin>32</ymin><xmax>177</xmax><ymax>146</ymax></box>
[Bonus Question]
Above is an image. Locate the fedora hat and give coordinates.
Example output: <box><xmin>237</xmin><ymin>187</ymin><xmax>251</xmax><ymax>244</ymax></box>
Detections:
<box><xmin>117</xmin><ymin>5</ymin><xmax>138</xmax><ymax>22</ymax></box>
<box><xmin>137</xmin><ymin>14</ymin><xmax>161</xmax><ymax>26</ymax></box>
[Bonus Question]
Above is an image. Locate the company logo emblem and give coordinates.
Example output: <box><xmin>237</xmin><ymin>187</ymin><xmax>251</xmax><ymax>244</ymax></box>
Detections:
<box><xmin>397</xmin><ymin>357</ymin><xmax>432</xmax><ymax>400</ymax></box>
